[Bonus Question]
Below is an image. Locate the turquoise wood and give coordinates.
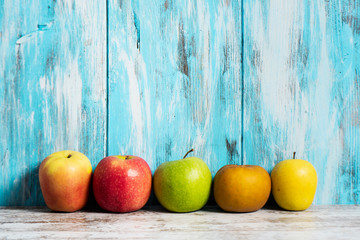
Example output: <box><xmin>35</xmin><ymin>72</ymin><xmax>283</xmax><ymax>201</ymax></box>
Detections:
<box><xmin>108</xmin><ymin>0</ymin><xmax>242</xmax><ymax>176</ymax></box>
<box><xmin>0</xmin><ymin>0</ymin><xmax>359</xmax><ymax>206</ymax></box>
<box><xmin>0</xmin><ymin>1</ymin><xmax>107</xmax><ymax>205</ymax></box>
<box><xmin>243</xmin><ymin>0</ymin><xmax>360</xmax><ymax>204</ymax></box>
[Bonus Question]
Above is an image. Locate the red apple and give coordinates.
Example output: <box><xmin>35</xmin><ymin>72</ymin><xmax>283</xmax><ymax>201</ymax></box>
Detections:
<box><xmin>93</xmin><ymin>155</ymin><xmax>152</xmax><ymax>212</ymax></box>
<box><xmin>39</xmin><ymin>150</ymin><xmax>92</xmax><ymax>212</ymax></box>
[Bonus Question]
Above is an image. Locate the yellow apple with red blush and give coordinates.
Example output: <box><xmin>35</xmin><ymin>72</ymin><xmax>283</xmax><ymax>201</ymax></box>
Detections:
<box><xmin>39</xmin><ymin>150</ymin><xmax>92</xmax><ymax>212</ymax></box>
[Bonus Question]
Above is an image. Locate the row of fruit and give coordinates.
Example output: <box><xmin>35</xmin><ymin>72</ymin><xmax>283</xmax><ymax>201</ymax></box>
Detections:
<box><xmin>39</xmin><ymin>149</ymin><xmax>317</xmax><ymax>213</ymax></box>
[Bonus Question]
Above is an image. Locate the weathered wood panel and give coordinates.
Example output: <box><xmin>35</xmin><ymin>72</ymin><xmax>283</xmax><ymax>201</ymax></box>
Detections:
<box><xmin>1</xmin><ymin>206</ymin><xmax>360</xmax><ymax>239</ymax></box>
<box><xmin>0</xmin><ymin>0</ymin><xmax>107</xmax><ymax>205</ymax></box>
<box><xmin>108</xmin><ymin>0</ymin><xmax>242</xmax><ymax>175</ymax></box>
<box><xmin>243</xmin><ymin>0</ymin><xmax>360</xmax><ymax>204</ymax></box>
<box><xmin>1</xmin><ymin>0</ymin><xmax>359</xmax><ymax>206</ymax></box>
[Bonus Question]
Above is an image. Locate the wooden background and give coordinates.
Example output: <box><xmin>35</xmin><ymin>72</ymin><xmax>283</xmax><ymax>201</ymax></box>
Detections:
<box><xmin>0</xmin><ymin>0</ymin><xmax>359</xmax><ymax>206</ymax></box>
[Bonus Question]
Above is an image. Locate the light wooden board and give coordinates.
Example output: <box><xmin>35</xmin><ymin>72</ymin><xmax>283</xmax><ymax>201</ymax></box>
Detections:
<box><xmin>0</xmin><ymin>206</ymin><xmax>360</xmax><ymax>239</ymax></box>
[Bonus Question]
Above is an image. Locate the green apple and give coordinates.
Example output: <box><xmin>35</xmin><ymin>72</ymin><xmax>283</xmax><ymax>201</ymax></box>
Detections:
<box><xmin>153</xmin><ymin>149</ymin><xmax>212</xmax><ymax>213</ymax></box>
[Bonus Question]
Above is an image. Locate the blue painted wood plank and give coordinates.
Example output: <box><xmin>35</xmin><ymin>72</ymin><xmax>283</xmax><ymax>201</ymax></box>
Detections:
<box><xmin>0</xmin><ymin>0</ymin><xmax>107</xmax><ymax>205</ymax></box>
<box><xmin>108</xmin><ymin>0</ymin><xmax>242</xmax><ymax>176</ymax></box>
<box><xmin>0</xmin><ymin>0</ymin><xmax>359</xmax><ymax>206</ymax></box>
<box><xmin>243</xmin><ymin>0</ymin><xmax>360</xmax><ymax>204</ymax></box>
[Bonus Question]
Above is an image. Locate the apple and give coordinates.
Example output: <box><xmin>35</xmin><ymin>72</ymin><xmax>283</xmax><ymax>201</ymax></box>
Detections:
<box><xmin>39</xmin><ymin>150</ymin><xmax>92</xmax><ymax>212</ymax></box>
<box><xmin>153</xmin><ymin>149</ymin><xmax>212</xmax><ymax>213</ymax></box>
<box><xmin>271</xmin><ymin>152</ymin><xmax>317</xmax><ymax>211</ymax></box>
<box><xmin>213</xmin><ymin>164</ymin><xmax>271</xmax><ymax>212</ymax></box>
<box><xmin>92</xmin><ymin>155</ymin><xmax>152</xmax><ymax>212</ymax></box>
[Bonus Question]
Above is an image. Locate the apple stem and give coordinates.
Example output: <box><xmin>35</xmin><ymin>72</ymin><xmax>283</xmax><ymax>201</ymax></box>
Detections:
<box><xmin>67</xmin><ymin>154</ymin><xmax>72</xmax><ymax>158</ymax></box>
<box><xmin>293</xmin><ymin>152</ymin><xmax>296</xmax><ymax>159</ymax></box>
<box><xmin>183</xmin><ymin>149</ymin><xmax>194</xmax><ymax>159</ymax></box>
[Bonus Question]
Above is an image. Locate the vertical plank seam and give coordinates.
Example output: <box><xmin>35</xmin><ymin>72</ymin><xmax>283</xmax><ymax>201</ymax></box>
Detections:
<box><xmin>106</xmin><ymin>0</ymin><xmax>110</xmax><ymax>157</ymax></box>
<box><xmin>241</xmin><ymin>0</ymin><xmax>245</xmax><ymax>165</ymax></box>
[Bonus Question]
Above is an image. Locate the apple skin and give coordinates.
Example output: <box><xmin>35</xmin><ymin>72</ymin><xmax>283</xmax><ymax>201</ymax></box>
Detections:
<box><xmin>271</xmin><ymin>159</ymin><xmax>317</xmax><ymax>211</ymax></box>
<box><xmin>153</xmin><ymin>156</ymin><xmax>212</xmax><ymax>213</ymax></box>
<box><xmin>92</xmin><ymin>155</ymin><xmax>152</xmax><ymax>213</ymax></box>
<box><xmin>213</xmin><ymin>165</ymin><xmax>271</xmax><ymax>212</ymax></box>
<box><xmin>39</xmin><ymin>150</ymin><xmax>92</xmax><ymax>212</ymax></box>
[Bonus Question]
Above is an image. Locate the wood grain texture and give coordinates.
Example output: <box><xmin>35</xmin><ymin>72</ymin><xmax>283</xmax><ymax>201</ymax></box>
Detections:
<box><xmin>1</xmin><ymin>0</ymin><xmax>359</xmax><ymax>206</ymax></box>
<box><xmin>108</xmin><ymin>0</ymin><xmax>242</xmax><ymax>175</ymax></box>
<box><xmin>243</xmin><ymin>0</ymin><xmax>360</xmax><ymax>204</ymax></box>
<box><xmin>1</xmin><ymin>206</ymin><xmax>360</xmax><ymax>239</ymax></box>
<box><xmin>0</xmin><ymin>0</ymin><xmax>107</xmax><ymax>205</ymax></box>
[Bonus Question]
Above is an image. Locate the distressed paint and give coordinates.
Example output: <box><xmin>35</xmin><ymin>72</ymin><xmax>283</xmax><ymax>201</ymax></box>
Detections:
<box><xmin>243</xmin><ymin>0</ymin><xmax>360</xmax><ymax>204</ymax></box>
<box><xmin>0</xmin><ymin>0</ymin><xmax>359</xmax><ymax>206</ymax></box>
<box><xmin>108</xmin><ymin>0</ymin><xmax>242</xmax><ymax>176</ymax></box>
<box><xmin>0</xmin><ymin>0</ymin><xmax>107</xmax><ymax>205</ymax></box>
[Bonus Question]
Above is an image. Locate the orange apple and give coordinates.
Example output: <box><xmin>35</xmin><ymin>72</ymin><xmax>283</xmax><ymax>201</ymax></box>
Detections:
<box><xmin>213</xmin><ymin>165</ymin><xmax>271</xmax><ymax>212</ymax></box>
<box><xmin>39</xmin><ymin>150</ymin><xmax>92</xmax><ymax>212</ymax></box>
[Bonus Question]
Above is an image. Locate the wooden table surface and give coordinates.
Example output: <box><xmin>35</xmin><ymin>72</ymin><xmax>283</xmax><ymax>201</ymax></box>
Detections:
<box><xmin>1</xmin><ymin>205</ymin><xmax>359</xmax><ymax>239</ymax></box>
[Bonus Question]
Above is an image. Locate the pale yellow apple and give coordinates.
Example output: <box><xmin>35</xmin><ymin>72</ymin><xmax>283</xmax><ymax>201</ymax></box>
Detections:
<box><xmin>271</xmin><ymin>158</ymin><xmax>317</xmax><ymax>211</ymax></box>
